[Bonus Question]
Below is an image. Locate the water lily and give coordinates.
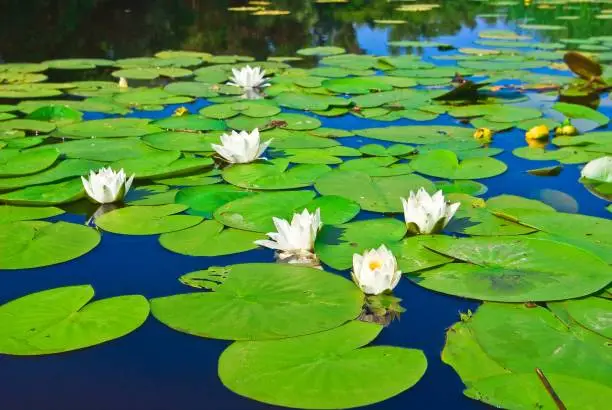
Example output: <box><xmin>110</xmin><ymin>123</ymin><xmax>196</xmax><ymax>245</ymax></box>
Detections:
<box><xmin>473</xmin><ymin>128</ymin><xmax>493</xmax><ymax>142</ymax></box>
<box><xmin>118</xmin><ymin>77</ymin><xmax>128</xmax><ymax>88</ymax></box>
<box><xmin>227</xmin><ymin>65</ymin><xmax>270</xmax><ymax>89</ymax></box>
<box><xmin>555</xmin><ymin>119</ymin><xmax>579</xmax><ymax>136</ymax></box>
<box><xmin>581</xmin><ymin>156</ymin><xmax>612</xmax><ymax>183</ymax></box>
<box><xmin>401</xmin><ymin>188</ymin><xmax>460</xmax><ymax>234</ymax></box>
<box><xmin>211</xmin><ymin>128</ymin><xmax>272</xmax><ymax>164</ymax></box>
<box><xmin>525</xmin><ymin>124</ymin><xmax>550</xmax><ymax>140</ymax></box>
<box><xmin>173</xmin><ymin>106</ymin><xmax>189</xmax><ymax>116</ymax></box>
<box><xmin>81</xmin><ymin>167</ymin><xmax>135</xmax><ymax>204</ymax></box>
<box><xmin>255</xmin><ymin>208</ymin><xmax>322</xmax><ymax>264</ymax></box>
<box><xmin>351</xmin><ymin>245</ymin><xmax>401</xmax><ymax>296</ymax></box>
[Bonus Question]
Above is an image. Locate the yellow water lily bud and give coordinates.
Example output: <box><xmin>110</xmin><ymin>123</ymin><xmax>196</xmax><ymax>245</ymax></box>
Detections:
<box><xmin>473</xmin><ymin>128</ymin><xmax>493</xmax><ymax>142</ymax></box>
<box><xmin>118</xmin><ymin>77</ymin><xmax>128</xmax><ymax>89</ymax></box>
<box><xmin>555</xmin><ymin>119</ymin><xmax>579</xmax><ymax>136</ymax></box>
<box><xmin>525</xmin><ymin>125</ymin><xmax>550</xmax><ymax>140</ymax></box>
<box><xmin>527</xmin><ymin>138</ymin><xmax>548</xmax><ymax>149</ymax></box>
<box><xmin>173</xmin><ymin>106</ymin><xmax>190</xmax><ymax>117</ymax></box>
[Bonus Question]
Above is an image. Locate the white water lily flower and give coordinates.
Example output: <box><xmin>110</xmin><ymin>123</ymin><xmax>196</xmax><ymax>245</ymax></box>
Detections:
<box><xmin>255</xmin><ymin>208</ymin><xmax>322</xmax><ymax>263</ymax></box>
<box><xmin>581</xmin><ymin>156</ymin><xmax>612</xmax><ymax>183</ymax></box>
<box><xmin>352</xmin><ymin>245</ymin><xmax>401</xmax><ymax>296</ymax></box>
<box><xmin>118</xmin><ymin>77</ymin><xmax>128</xmax><ymax>88</ymax></box>
<box><xmin>211</xmin><ymin>128</ymin><xmax>272</xmax><ymax>164</ymax></box>
<box><xmin>401</xmin><ymin>188</ymin><xmax>460</xmax><ymax>234</ymax></box>
<box><xmin>227</xmin><ymin>65</ymin><xmax>270</xmax><ymax>89</ymax></box>
<box><xmin>81</xmin><ymin>167</ymin><xmax>134</xmax><ymax>204</ymax></box>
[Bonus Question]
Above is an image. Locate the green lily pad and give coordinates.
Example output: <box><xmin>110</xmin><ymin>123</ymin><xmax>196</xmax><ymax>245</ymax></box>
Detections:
<box><xmin>304</xmin><ymin>195</ymin><xmax>360</xmax><ymax>225</ymax></box>
<box><xmin>58</xmin><ymin>118</ymin><xmax>162</xmax><ymax>139</ymax></box>
<box><xmin>214</xmin><ymin>190</ymin><xmax>316</xmax><ymax>232</ymax></box>
<box><xmin>175</xmin><ymin>184</ymin><xmax>254</xmax><ymax>218</ymax></box>
<box><xmin>411</xmin><ymin>150</ymin><xmax>507</xmax><ymax>179</ymax></box>
<box><xmin>315</xmin><ymin>218</ymin><xmax>407</xmax><ymax>270</ymax></box>
<box><xmin>413</xmin><ymin>236</ymin><xmax>612</xmax><ymax>302</ymax></box>
<box><xmin>219</xmin><ymin>320</ymin><xmax>427</xmax><ymax>409</ymax></box>
<box><xmin>0</xmin><ymin>178</ymin><xmax>85</xmax><ymax>205</ymax></box>
<box><xmin>354</xmin><ymin>126</ymin><xmax>474</xmax><ymax>144</ymax></box>
<box><xmin>46</xmin><ymin>137</ymin><xmax>159</xmax><ymax>161</ymax></box>
<box><xmin>275</xmin><ymin>92</ymin><xmax>350</xmax><ymax>111</ymax></box>
<box><xmin>0</xmin><ymin>205</ymin><xmax>64</xmax><ymax>224</ymax></box>
<box><xmin>0</xmin><ymin>285</ymin><xmax>148</xmax><ymax>355</ymax></box>
<box><xmin>0</xmin><ymin>148</ymin><xmax>59</xmax><ymax>177</ymax></box>
<box><xmin>0</xmin><ymin>159</ymin><xmax>101</xmax><ymax>190</ymax></box>
<box><xmin>495</xmin><ymin>209</ymin><xmax>612</xmax><ymax>263</ymax></box>
<box><xmin>0</xmin><ymin>221</ymin><xmax>100</xmax><ymax>269</ymax></box>
<box><xmin>142</xmin><ymin>131</ymin><xmax>219</xmax><ymax>152</ymax></box>
<box><xmin>222</xmin><ymin>159</ymin><xmax>330</xmax><ymax>190</ymax></box>
<box><xmin>297</xmin><ymin>46</ymin><xmax>346</xmax><ymax>57</ymax></box>
<box><xmin>552</xmin><ymin>102</ymin><xmax>609</xmax><ymax>127</ymax></box>
<box><xmin>443</xmin><ymin>303</ymin><xmax>612</xmax><ymax>409</ymax></box>
<box><xmin>0</xmin><ymin>119</ymin><xmax>56</xmax><ymax>134</ymax></box>
<box><xmin>322</xmin><ymin>77</ymin><xmax>394</xmax><ymax>94</ymax></box>
<box><xmin>150</xmin><ymin>263</ymin><xmax>364</xmax><ymax>340</ymax></box>
<box><xmin>389</xmin><ymin>236</ymin><xmax>454</xmax><ymax>274</ymax></box>
<box><xmin>159</xmin><ymin>220</ymin><xmax>264</xmax><ymax>256</ymax></box>
<box><xmin>95</xmin><ymin>204</ymin><xmax>202</xmax><ymax>235</ymax></box>
<box><xmin>111</xmin><ymin>67</ymin><xmax>193</xmax><ymax>80</ymax></box>
<box><xmin>113</xmin><ymin>88</ymin><xmax>193</xmax><ymax>106</ymax></box>
<box><xmin>153</xmin><ymin>115</ymin><xmax>226</xmax><ymax>132</ymax></box>
<box><xmin>111</xmin><ymin>151</ymin><xmax>213</xmax><ymax>180</ymax></box>
<box><xmin>315</xmin><ymin>170</ymin><xmax>435</xmax><ymax>213</ymax></box>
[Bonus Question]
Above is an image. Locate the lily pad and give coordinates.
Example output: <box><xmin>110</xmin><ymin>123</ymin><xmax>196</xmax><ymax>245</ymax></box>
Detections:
<box><xmin>150</xmin><ymin>263</ymin><xmax>364</xmax><ymax>340</ymax></box>
<box><xmin>413</xmin><ymin>236</ymin><xmax>612</xmax><ymax>302</ymax></box>
<box><xmin>0</xmin><ymin>285</ymin><xmax>149</xmax><ymax>355</ymax></box>
<box><xmin>411</xmin><ymin>150</ymin><xmax>507</xmax><ymax>179</ymax></box>
<box><xmin>0</xmin><ymin>159</ymin><xmax>101</xmax><ymax>190</ymax></box>
<box><xmin>58</xmin><ymin>118</ymin><xmax>162</xmax><ymax>139</ymax></box>
<box><xmin>0</xmin><ymin>205</ymin><xmax>64</xmax><ymax>224</ymax></box>
<box><xmin>0</xmin><ymin>221</ymin><xmax>100</xmax><ymax>269</ymax></box>
<box><xmin>443</xmin><ymin>303</ymin><xmax>612</xmax><ymax>409</ymax></box>
<box><xmin>95</xmin><ymin>204</ymin><xmax>202</xmax><ymax>235</ymax></box>
<box><xmin>354</xmin><ymin>126</ymin><xmax>474</xmax><ymax>144</ymax></box>
<box><xmin>159</xmin><ymin>220</ymin><xmax>264</xmax><ymax>256</ymax></box>
<box><xmin>219</xmin><ymin>321</ymin><xmax>427</xmax><ymax>409</ymax></box>
<box><xmin>222</xmin><ymin>159</ymin><xmax>330</xmax><ymax>190</ymax></box>
<box><xmin>315</xmin><ymin>218</ymin><xmax>407</xmax><ymax>270</ymax></box>
<box><xmin>214</xmin><ymin>190</ymin><xmax>316</xmax><ymax>233</ymax></box>
<box><xmin>0</xmin><ymin>178</ymin><xmax>85</xmax><ymax>205</ymax></box>
<box><xmin>111</xmin><ymin>151</ymin><xmax>214</xmax><ymax>180</ymax></box>
<box><xmin>315</xmin><ymin>170</ymin><xmax>435</xmax><ymax>212</ymax></box>
<box><xmin>175</xmin><ymin>184</ymin><xmax>254</xmax><ymax>218</ymax></box>
<box><xmin>0</xmin><ymin>148</ymin><xmax>59</xmax><ymax>177</ymax></box>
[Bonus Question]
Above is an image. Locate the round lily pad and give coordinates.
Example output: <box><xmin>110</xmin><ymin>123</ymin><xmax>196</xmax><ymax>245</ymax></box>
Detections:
<box><xmin>413</xmin><ymin>236</ymin><xmax>612</xmax><ymax>302</ymax></box>
<box><xmin>315</xmin><ymin>170</ymin><xmax>435</xmax><ymax>213</ymax></box>
<box><xmin>58</xmin><ymin>118</ymin><xmax>162</xmax><ymax>139</ymax></box>
<box><xmin>0</xmin><ymin>285</ymin><xmax>149</xmax><ymax>355</ymax></box>
<box><xmin>150</xmin><ymin>263</ymin><xmax>364</xmax><ymax>340</ymax></box>
<box><xmin>304</xmin><ymin>195</ymin><xmax>360</xmax><ymax>225</ymax></box>
<box><xmin>159</xmin><ymin>220</ymin><xmax>264</xmax><ymax>256</ymax></box>
<box><xmin>443</xmin><ymin>303</ymin><xmax>612</xmax><ymax>409</ymax></box>
<box><xmin>95</xmin><ymin>204</ymin><xmax>202</xmax><ymax>235</ymax></box>
<box><xmin>0</xmin><ymin>179</ymin><xmax>85</xmax><ymax>205</ymax></box>
<box><xmin>315</xmin><ymin>218</ymin><xmax>407</xmax><ymax>270</ymax></box>
<box><xmin>411</xmin><ymin>150</ymin><xmax>507</xmax><ymax>179</ymax></box>
<box><xmin>0</xmin><ymin>148</ymin><xmax>59</xmax><ymax>177</ymax></box>
<box><xmin>111</xmin><ymin>151</ymin><xmax>214</xmax><ymax>180</ymax></box>
<box><xmin>214</xmin><ymin>190</ymin><xmax>316</xmax><ymax>233</ymax></box>
<box><xmin>222</xmin><ymin>159</ymin><xmax>330</xmax><ymax>190</ymax></box>
<box><xmin>0</xmin><ymin>205</ymin><xmax>64</xmax><ymax>224</ymax></box>
<box><xmin>142</xmin><ymin>131</ymin><xmax>219</xmax><ymax>152</ymax></box>
<box><xmin>175</xmin><ymin>184</ymin><xmax>254</xmax><ymax>218</ymax></box>
<box><xmin>0</xmin><ymin>221</ymin><xmax>100</xmax><ymax>269</ymax></box>
<box><xmin>219</xmin><ymin>321</ymin><xmax>427</xmax><ymax>409</ymax></box>
<box><xmin>297</xmin><ymin>46</ymin><xmax>346</xmax><ymax>57</ymax></box>
<box><xmin>355</xmin><ymin>126</ymin><xmax>474</xmax><ymax>144</ymax></box>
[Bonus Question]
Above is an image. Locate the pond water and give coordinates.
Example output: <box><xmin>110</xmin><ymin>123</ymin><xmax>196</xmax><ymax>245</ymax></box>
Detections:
<box><xmin>1</xmin><ymin>1</ymin><xmax>611</xmax><ymax>410</ymax></box>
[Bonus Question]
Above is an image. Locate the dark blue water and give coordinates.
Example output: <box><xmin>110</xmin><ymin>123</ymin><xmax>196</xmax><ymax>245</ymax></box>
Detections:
<box><xmin>1</xmin><ymin>12</ymin><xmax>611</xmax><ymax>410</ymax></box>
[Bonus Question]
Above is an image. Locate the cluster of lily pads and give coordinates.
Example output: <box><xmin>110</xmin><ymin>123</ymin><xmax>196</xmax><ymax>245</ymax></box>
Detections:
<box><xmin>1</xmin><ymin>28</ymin><xmax>612</xmax><ymax>409</ymax></box>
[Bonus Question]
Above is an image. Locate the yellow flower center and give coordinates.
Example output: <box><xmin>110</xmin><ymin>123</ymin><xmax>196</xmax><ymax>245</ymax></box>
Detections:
<box><xmin>369</xmin><ymin>260</ymin><xmax>382</xmax><ymax>270</ymax></box>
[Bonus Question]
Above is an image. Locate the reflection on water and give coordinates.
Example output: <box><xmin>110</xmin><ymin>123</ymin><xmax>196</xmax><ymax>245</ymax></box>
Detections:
<box><xmin>3</xmin><ymin>0</ymin><xmax>612</xmax><ymax>63</ymax></box>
